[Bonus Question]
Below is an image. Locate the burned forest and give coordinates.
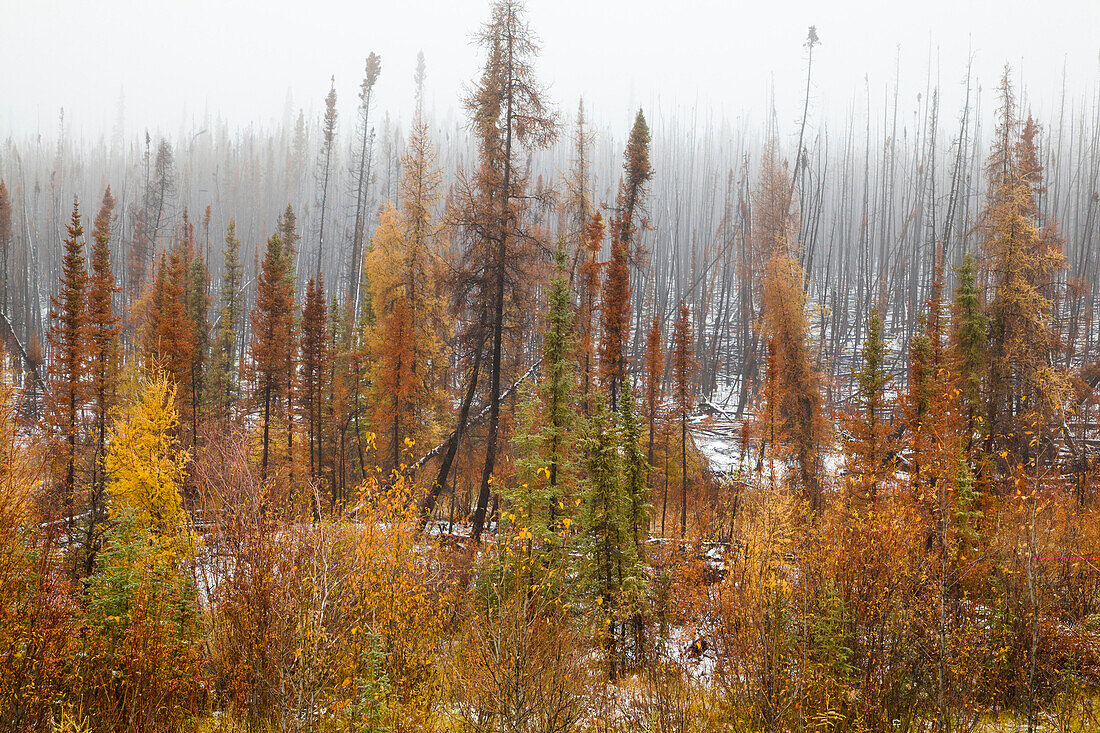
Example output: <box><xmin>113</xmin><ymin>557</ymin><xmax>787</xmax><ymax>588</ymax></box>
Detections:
<box><xmin>1</xmin><ymin>1</ymin><xmax>1100</xmax><ymax>730</ymax></box>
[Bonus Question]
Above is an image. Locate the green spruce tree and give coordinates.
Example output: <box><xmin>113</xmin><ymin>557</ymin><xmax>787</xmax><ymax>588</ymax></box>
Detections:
<box><xmin>209</xmin><ymin>221</ymin><xmax>243</xmax><ymax>423</ymax></box>
<box><xmin>513</xmin><ymin>242</ymin><xmax>581</xmax><ymax>542</ymax></box>
<box><xmin>951</xmin><ymin>252</ymin><xmax>988</xmax><ymax>457</ymax></box>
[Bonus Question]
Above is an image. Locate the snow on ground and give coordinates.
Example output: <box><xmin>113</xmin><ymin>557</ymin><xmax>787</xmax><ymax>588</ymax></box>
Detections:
<box><xmin>694</xmin><ymin>428</ymin><xmax>743</xmax><ymax>476</ymax></box>
<box><xmin>691</xmin><ymin>377</ymin><xmax>854</xmax><ymax>482</ymax></box>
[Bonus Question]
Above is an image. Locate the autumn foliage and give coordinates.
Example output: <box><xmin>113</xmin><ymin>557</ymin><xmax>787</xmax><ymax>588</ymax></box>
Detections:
<box><xmin>2</xmin><ymin>11</ymin><xmax>1100</xmax><ymax>732</ymax></box>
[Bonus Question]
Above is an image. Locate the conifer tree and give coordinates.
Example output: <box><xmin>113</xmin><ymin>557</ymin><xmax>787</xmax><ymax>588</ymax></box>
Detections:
<box><xmin>761</xmin><ymin>251</ymin><xmax>829</xmax><ymax>509</ymax></box>
<box><xmin>300</xmin><ymin>275</ymin><xmax>329</xmax><ymax>481</ymax></box>
<box><xmin>951</xmin><ymin>252</ymin><xmax>987</xmax><ymax>457</ymax></box>
<box><xmin>328</xmin><ymin>298</ymin><xmax>355</xmax><ymax>503</ymax></box>
<box><xmin>369</xmin><ymin>209</ymin><xmax>417</xmax><ymax>474</ymax></box>
<box><xmin>581</xmin><ymin>395</ymin><xmax>645</xmax><ymax>680</ymax></box>
<box><xmin>514</xmin><ymin>243</ymin><xmax>579</xmax><ymax>536</ymax></box>
<box><xmin>905</xmin><ymin>267</ymin><xmax>961</xmax><ymax>527</ymax></box>
<box><xmin>328</xmin><ymin>281</ymin><xmax>374</xmax><ymax>503</ymax></box>
<box><xmin>249</xmin><ymin>232</ymin><xmax>294</xmax><ymax>482</ymax></box>
<box><xmin>615</xmin><ymin>110</ymin><xmax>654</xmax><ymax>255</ymax></box>
<box><xmin>459</xmin><ymin>0</ymin><xmax>558</xmax><ymax>543</ymax></box>
<box><xmin>618</xmin><ymin>374</ymin><xmax>651</xmax><ymax>665</ymax></box>
<box><xmin>277</xmin><ymin>204</ymin><xmax>301</xmax><ymax>274</ymax></box>
<box><xmin>105</xmin><ymin>372</ymin><xmax>190</xmax><ymax>536</ymax></box>
<box><xmin>753</xmin><ymin>143</ymin><xmax>830</xmax><ymax>508</ymax></box>
<box><xmin>737</xmin><ymin>143</ymin><xmax>792</xmax><ymax>416</ymax></box>
<box><xmin>127</xmin><ymin>138</ymin><xmax>175</xmax><ymax>304</ymax></box>
<box><xmin>981</xmin><ymin>70</ymin><xmax>1068</xmax><ymax>471</ymax></box>
<box><xmin>670</xmin><ymin>301</ymin><xmax>696</xmax><ymax>537</ymax></box>
<box><xmin>367</xmin><ymin>77</ymin><xmax>445</xmax><ymax>473</ymax></box>
<box><xmin>907</xmin><ymin>325</ymin><xmax>934</xmax><ymax>491</ymax></box>
<box><xmin>844</xmin><ymin>304</ymin><xmax>894</xmax><ymax>506</ymax></box>
<box><xmin>140</xmin><ymin>225</ymin><xmax>196</xmax><ymax>445</ymax></box>
<box><xmin>619</xmin><ymin>377</ymin><xmax>650</xmax><ymax>551</ymax></box>
<box><xmin>277</xmin><ymin>208</ymin><xmax>300</xmax><ymax>487</ymax></box>
<box><xmin>209</xmin><ymin>221</ymin><xmax>243</xmax><ymax>422</ymax></box>
<box><xmin>576</xmin><ymin>212</ymin><xmax>605</xmax><ymax>415</ymax></box>
<box><xmin>185</xmin><ymin>240</ymin><xmax>209</xmax><ymax>446</ymax></box>
<box><xmin>565</xmin><ymin>99</ymin><xmax>594</xmax><ymax>254</ymax></box>
<box><xmin>85</xmin><ymin>187</ymin><xmax>120</xmax><ymax>573</ymax></box>
<box><xmin>600</xmin><ymin>112</ymin><xmax>653</xmax><ymax>411</ymax></box>
<box><xmin>600</xmin><ymin>231</ymin><xmax>631</xmax><ymax>412</ymax></box>
<box><xmin>46</xmin><ymin>200</ymin><xmax>88</xmax><ymax>540</ymax></box>
<box><xmin>540</xmin><ymin>244</ymin><xmax>578</xmax><ymax>513</ymax></box>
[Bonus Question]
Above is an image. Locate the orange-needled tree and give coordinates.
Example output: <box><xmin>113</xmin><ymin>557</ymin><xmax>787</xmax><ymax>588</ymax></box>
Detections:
<box><xmin>756</xmin><ymin>145</ymin><xmax>830</xmax><ymax>510</ymax></box>
<box><xmin>249</xmin><ymin>231</ymin><xmax>295</xmax><ymax>483</ymax></box>
<box><xmin>46</xmin><ymin>199</ymin><xmax>88</xmax><ymax>544</ymax></box>
<box><xmin>367</xmin><ymin>74</ymin><xmax>445</xmax><ymax>475</ymax></box>
<box><xmin>600</xmin><ymin>111</ymin><xmax>653</xmax><ymax>412</ymax></box>
<box><xmin>670</xmin><ymin>301</ymin><xmax>696</xmax><ymax>538</ymax></box>
<box><xmin>84</xmin><ymin>187</ymin><xmax>121</xmax><ymax>574</ymax></box>
<box><xmin>299</xmin><ymin>275</ymin><xmax>329</xmax><ymax>482</ymax></box>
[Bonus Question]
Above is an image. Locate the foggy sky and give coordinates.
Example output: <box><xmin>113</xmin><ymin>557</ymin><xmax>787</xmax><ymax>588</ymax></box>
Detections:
<box><xmin>2</xmin><ymin>0</ymin><xmax>1098</xmax><ymax>142</ymax></box>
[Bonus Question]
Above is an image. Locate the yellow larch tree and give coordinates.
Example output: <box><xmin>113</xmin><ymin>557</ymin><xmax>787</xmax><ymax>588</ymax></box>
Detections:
<box><xmin>105</xmin><ymin>372</ymin><xmax>190</xmax><ymax>536</ymax></box>
<box><xmin>756</xmin><ymin>144</ymin><xmax>830</xmax><ymax>510</ymax></box>
<box><xmin>366</xmin><ymin>102</ymin><xmax>446</xmax><ymax>474</ymax></box>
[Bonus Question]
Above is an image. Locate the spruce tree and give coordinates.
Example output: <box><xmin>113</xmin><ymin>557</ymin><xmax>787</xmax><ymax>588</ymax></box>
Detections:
<box><xmin>619</xmin><ymin>377</ymin><xmax>650</xmax><ymax>552</ymax></box>
<box><xmin>185</xmin><ymin>244</ymin><xmax>209</xmax><ymax>447</ymax></box>
<box><xmin>580</xmin><ymin>395</ymin><xmax>644</xmax><ymax>680</ymax></box>
<box><xmin>616</xmin><ymin>110</ymin><xmax>654</xmax><ymax>252</ymax></box>
<box><xmin>513</xmin><ymin>242</ymin><xmax>580</xmax><ymax>539</ymax></box>
<box><xmin>906</xmin><ymin>324</ymin><xmax>934</xmax><ymax>494</ymax></box>
<box><xmin>845</xmin><ymin>304</ymin><xmax>893</xmax><ymax>506</ymax></box>
<box><xmin>951</xmin><ymin>252</ymin><xmax>987</xmax><ymax>457</ymax></box>
<box><xmin>209</xmin><ymin>221</ymin><xmax>243</xmax><ymax>423</ymax></box>
<box><xmin>981</xmin><ymin>69</ymin><xmax>1068</xmax><ymax>472</ymax></box>
<box><xmin>576</xmin><ymin>212</ymin><xmax>604</xmax><ymax>416</ymax></box>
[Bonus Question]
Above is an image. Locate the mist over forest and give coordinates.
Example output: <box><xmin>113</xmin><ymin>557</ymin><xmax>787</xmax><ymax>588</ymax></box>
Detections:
<box><xmin>1</xmin><ymin>1</ymin><xmax>1099</xmax><ymax>730</ymax></box>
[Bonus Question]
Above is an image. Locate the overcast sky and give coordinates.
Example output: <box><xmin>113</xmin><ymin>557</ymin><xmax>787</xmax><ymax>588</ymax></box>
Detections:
<box><xmin>2</xmin><ymin>0</ymin><xmax>1097</xmax><ymax>142</ymax></box>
